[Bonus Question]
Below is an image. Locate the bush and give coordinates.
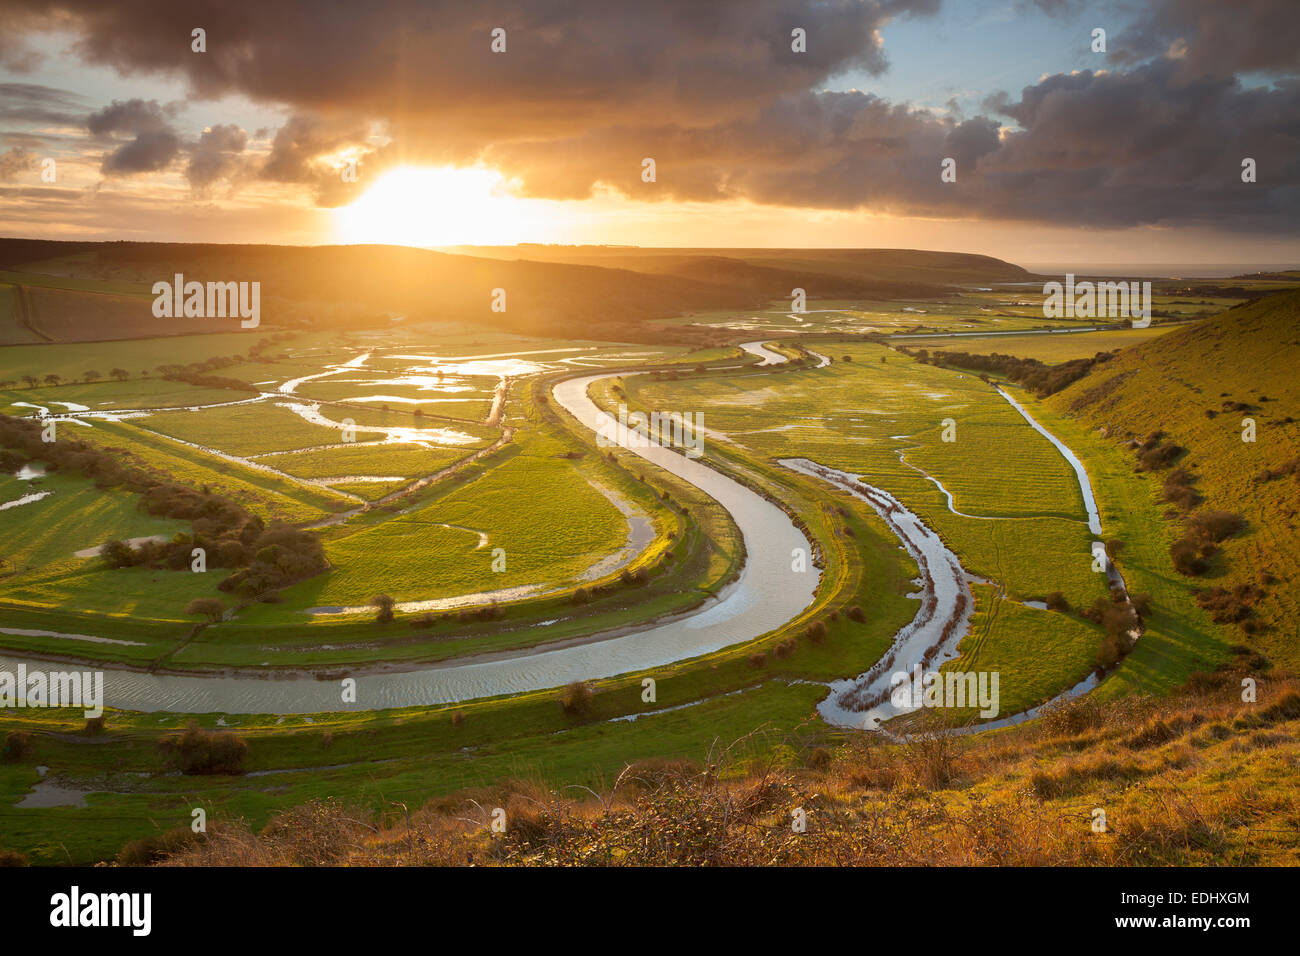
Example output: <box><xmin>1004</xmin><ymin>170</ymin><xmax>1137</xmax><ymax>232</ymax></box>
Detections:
<box><xmin>1188</xmin><ymin>510</ymin><xmax>1245</xmax><ymax>544</ymax></box>
<box><xmin>804</xmin><ymin>620</ymin><xmax>827</xmax><ymax>644</ymax></box>
<box><xmin>83</xmin><ymin>715</ymin><xmax>107</xmax><ymax>735</ymax></box>
<box><xmin>184</xmin><ymin>597</ymin><xmax>226</xmax><ymax>622</ymax></box>
<box><xmin>162</xmin><ymin>723</ymin><xmax>248</xmax><ymax>775</ymax></box>
<box><xmin>371</xmin><ymin>593</ymin><xmax>395</xmax><ymax>624</ymax></box>
<box><xmin>1162</xmin><ymin>467</ymin><xmax>1201</xmax><ymax>510</ymax></box>
<box><xmin>0</xmin><ymin>849</ymin><xmax>28</xmax><ymax>867</ymax></box>
<box><xmin>116</xmin><ymin>827</ymin><xmax>204</xmax><ymax>866</ymax></box>
<box><xmin>620</xmin><ymin>567</ymin><xmax>648</xmax><ymax>587</ymax></box>
<box><xmin>773</xmin><ymin>637</ymin><xmax>797</xmax><ymax>658</ymax></box>
<box><xmin>1170</xmin><ymin>538</ymin><xmax>1207</xmax><ymax>576</ymax></box>
<box><xmin>559</xmin><ymin>681</ymin><xmax>595</xmax><ymax>716</ymax></box>
<box><xmin>1136</xmin><ymin>437</ymin><xmax>1184</xmax><ymax>471</ymax></box>
<box><xmin>1044</xmin><ymin>591</ymin><xmax>1070</xmax><ymax>612</ymax></box>
<box><xmin>847</xmin><ymin>606</ymin><xmax>866</xmax><ymax>623</ymax></box>
<box><xmin>2</xmin><ymin>731</ymin><xmax>32</xmax><ymax>763</ymax></box>
<box><xmin>101</xmin><ymin>539</ymin><xmax>137</xmax><ymax>569</ymax></box>
<box><xmin>1096</xmin><ymin>630</ymin><xmax>1132</xmax><ymax>669</ymax></box>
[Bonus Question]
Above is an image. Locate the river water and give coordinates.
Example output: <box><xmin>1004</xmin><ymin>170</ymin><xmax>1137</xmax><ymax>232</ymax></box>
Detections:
<box><xmin>0</xmin><ymin>358</ymin><xmax>817</xmax><ymax>713</ymax></box>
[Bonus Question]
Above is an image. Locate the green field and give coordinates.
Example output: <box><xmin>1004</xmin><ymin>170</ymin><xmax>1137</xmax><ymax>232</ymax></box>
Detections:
<box><xmin>919</xmin><ymin>326</ymin><xmax>1177</xmax><ymax>362</ymax></box>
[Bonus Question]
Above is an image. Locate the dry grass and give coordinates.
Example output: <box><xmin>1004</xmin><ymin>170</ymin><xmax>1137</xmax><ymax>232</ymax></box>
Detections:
<box><xmin>156</xmin><ymin>679</ymin><xmax>1300</xmax><ymax>867</ymax></box>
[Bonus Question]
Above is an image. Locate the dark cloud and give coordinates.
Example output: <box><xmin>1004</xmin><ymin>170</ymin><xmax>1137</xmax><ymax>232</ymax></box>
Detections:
<box><xmin>258</xmin><ymin>114</ymin><xmax>374</xmax><ymax>206</ymax></box>
<box><xmin>85</xmin><ymin>98</ymin><xmax>184</xmax><ymax>176</ymax></box>
<box><xmin>86</xmin><ymin>98</ymin><xmax>174</xmax><ymax>136</ymax></box>
<box><xmin>0</xmin><ymin>147</ymin><xmax>36</xmax><ymax>182</ymax></box>
<box><xmin>481</xmin><ymin>60</ymin><xmax>1297</xmax><ymax>232</ymax></box>
<box><xmin>1111</xmin><ymin>0</ymin><xmax>1300</xmax><ymax>79</ymax></box>
<box><xmin>5</xmin><ymin>0</ymin><xmax>1297</xmax><ymax>231</ymax></box>
<box><xmin>101</xmin><ymin>129</ymin><xmax>182</xmax><ymax>174</ymax></box>
<box><xmin>972</xmin><ymin>62</ymin><xmax>1299</xmax><ymax>230</ymax></box>
<box><xmin>6</xmin><ymin>1</ymin><xmax>927</xmax><ymax>128</ymax></box>
<box><xmin>186</xmin><ymin>123</ymin><xmax>248</xmax><ymax>187</ymax></box>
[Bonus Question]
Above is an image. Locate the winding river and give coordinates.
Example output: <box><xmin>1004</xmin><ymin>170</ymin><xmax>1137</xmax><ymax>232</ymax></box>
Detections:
<box><xmin>0</xmin><ymin>344</ymin><xmax>817</xmax><ymax>713</ymax></box>
<box><xmin>3</xmin><ymin>344</ymin><xmax>1111</xmax><ymax>728</ymax></box>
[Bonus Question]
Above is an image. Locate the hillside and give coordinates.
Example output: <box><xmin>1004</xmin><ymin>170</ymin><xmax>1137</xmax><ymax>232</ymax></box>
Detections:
<box><xmin>0</xmin><ymin>239</ymin><xmax>761</xmax><ymax>344</ymax></box>
<box><xmin>126</xmin><ymin>678</ymin><xmax>1300</xmax><ymax>867</ymax></box>
<box><xmin>0</xmin><ymin>240</ymin><xmax>1039</xmax><ymax>345</ymax></box>
<box><xmin>449</xmin><ymin>245</ymin><xmax>1033</xmax><ymax>287</ymax></box>
<box><xmin>1050</xmin><ymin>289</ymin><xmax>1300</xmax><ymax>669</ymax></box>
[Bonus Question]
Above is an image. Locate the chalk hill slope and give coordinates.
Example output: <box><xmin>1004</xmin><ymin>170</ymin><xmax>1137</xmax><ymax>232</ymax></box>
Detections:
<box><xmin>1052</xmin><ymin>289</ymin><xmax>1300</xmax><ymax>668</ymax></box>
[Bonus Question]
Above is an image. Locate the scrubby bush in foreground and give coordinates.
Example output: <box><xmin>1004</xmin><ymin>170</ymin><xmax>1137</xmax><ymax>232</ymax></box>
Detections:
<box><xmin>161</xmin><ymin>723</ymin><xmax>249</xmax><ymax>775</ymax></box>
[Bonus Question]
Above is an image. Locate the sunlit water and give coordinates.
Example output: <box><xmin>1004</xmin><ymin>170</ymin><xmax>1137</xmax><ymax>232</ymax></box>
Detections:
<box><xmin>1</xmin><ymin>359</ymin><xmax>817</xmax><ymax>713</ymax></box>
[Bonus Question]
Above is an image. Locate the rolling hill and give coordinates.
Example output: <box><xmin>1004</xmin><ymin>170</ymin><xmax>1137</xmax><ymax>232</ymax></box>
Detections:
<box><xmin>1050</xmin><ymin>289</ymin><xmax>1300</xmax><ymax>669</ymax></box>
<box><xmin>452</xmin><ymin>244</ymin><xmax>1034</xmax><ymax>290</ymax></box>
<box><xmin>0</xmin><ymin>239</ymin><xmax>757</xmax><ymax>344</ymax></box>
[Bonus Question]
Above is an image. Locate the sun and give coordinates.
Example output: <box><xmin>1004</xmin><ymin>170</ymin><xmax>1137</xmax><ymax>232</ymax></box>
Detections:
<box><xmin>334</xmin><ymin>165</ymin><xmax>533</xmax><ymax>247</ymax></box>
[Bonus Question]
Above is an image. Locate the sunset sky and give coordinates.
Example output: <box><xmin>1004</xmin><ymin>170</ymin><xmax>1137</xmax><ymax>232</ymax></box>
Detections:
<box><xmin>0</xmin><ymin>0</ymin><xmax>1295</xmax><ymax>270</ymax></box>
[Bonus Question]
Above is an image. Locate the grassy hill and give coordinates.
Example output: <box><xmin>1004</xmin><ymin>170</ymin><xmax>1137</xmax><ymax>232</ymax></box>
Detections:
<box><xmin>453</xmin><ymin>244</ymin><xmax>1033</xmax><ymax>288</ymax></box>
<box><xmin>0</xmin><ymin>239</ymin><xmax>762</xmax><ymax>344</ymax></box>
<box><xmin>1049</xmin><ymin>289</ymin><xmax>1300</xmax><ymax>670</ymax></box>
<box><xmin>0</xmin><ymin>240</ymin><xmax>1039</xmax><ymax>345</ymax></box>
<box><xmin>89</xmin><ymin>678</ymin><xmax>1300</xmax><ymax>866</ymax></box>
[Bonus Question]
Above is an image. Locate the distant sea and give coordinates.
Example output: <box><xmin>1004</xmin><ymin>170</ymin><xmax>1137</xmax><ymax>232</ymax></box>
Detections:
<box><xmin>1023</xmin><ymin>263</ymin><xmax>1299</xmax><ymax>278</ymax></box>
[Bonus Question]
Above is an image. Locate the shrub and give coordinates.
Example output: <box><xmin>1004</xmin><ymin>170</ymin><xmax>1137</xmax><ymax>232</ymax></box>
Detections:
<box><xmin>1188</xmin><ymin>510</ymin><xmax>1245</xmax><ymax>544</ymax></box>
<box><xmin>1261</xmin><ymin>692</ymin><xmax>1300</xmax><ymax>722</ymax></box>
<box><xmin>0</xmin><ymin>849</ymin><xmax>28</xmax><ymax>867</ymax></box>
<box><xmin>1162</xmin><ymin>467</ymin><xmax>1201</xmax><ymax>510</ymax></box>
<box><xmin>1170</xmin><ymin>538</ymin><xmax>1207</xmax><ymax>576</ymax></box>
<box><xmin>2</xmin><ymin>730</ymin><xmax>32</xmax><ymax>762</ymax></box>
<box><xmin>1096</xmin><ymin>630</ymin><xmax>1133</xmax><ymax>669</ymax></box>
<box><xmin>451</xmin><ymin>710</ymin><xmax>465</xmax><ymax>728</ymax></box>
<box><xmin>184</xmin><ymin>597</ymin><xmax>226</xmax><ymax>622</ymax></box>
<box><xmin>83</xmin><ymin>715</ymin><xmax>107</xmax><ymax>735</ymax></box>
<box><xmin>162</xmin><ymin>723</ymin><xmax>248</xmax><ymax>775</ymax></box>
<box><xmin>371</xmin><ymin>593</ymin><xmax>395</xmax><ymax>624</ymax></box>
<box><xmin>1136</xmin><ymin>440</ymin><xmax>1184</xmax><ymax>471</ymax></box>
<box><xmin>747</xmin><ymin>652</ymin><xmax>768</xmax><ymax>668</ymax></box>
<box><xmin>1195</xmin><ymin>587</ymin><xmax>1255</xmax><ymax>624</ymax></box>
<box><xmin>805</xmin><ymin>620</ymin><xmax>827</xmax><ymax>645</ymax></box>
<box><xmin>847</xmin><ymin>606</ymin><xmax>866</xmax><ymax>623</ymax></box>
<box><xmin>559</xmin><ymin>681</ymin><xmax>595</xmax><ymax>716</ymax></box>
<box><xmin>1044</xmin><ymin>591</ymin><xmax>1070</xmax><ymax>612</ymax></box>
<box><xmin>116</xmin><ymin>827</ymin><xmax>204</xmax><ymax>866</ymax></box>
<box><xmin>101</xmin><ymin>539</ymin><xmax>137</xmax><ymax>569</ymax></box>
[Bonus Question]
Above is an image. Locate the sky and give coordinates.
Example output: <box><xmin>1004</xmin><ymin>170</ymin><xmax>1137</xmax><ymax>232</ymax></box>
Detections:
<box><xmin>0</xmin><ymin>0</ymin><xmax>1296</xmax><ymax>271</ymax></box>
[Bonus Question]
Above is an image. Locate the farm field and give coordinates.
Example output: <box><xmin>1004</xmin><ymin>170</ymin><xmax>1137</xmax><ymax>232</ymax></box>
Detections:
<box><xmin>918</xmin><ymin>326</ymin><xmax>1177</xmax><ymax>362</ymax></box>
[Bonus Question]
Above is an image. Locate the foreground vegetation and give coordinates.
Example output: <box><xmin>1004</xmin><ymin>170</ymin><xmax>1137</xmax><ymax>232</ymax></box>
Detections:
<box><xmin>7</xmin><ymin>675</ymin><xmax>1292</xmax><ymax>867</ymax></box>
